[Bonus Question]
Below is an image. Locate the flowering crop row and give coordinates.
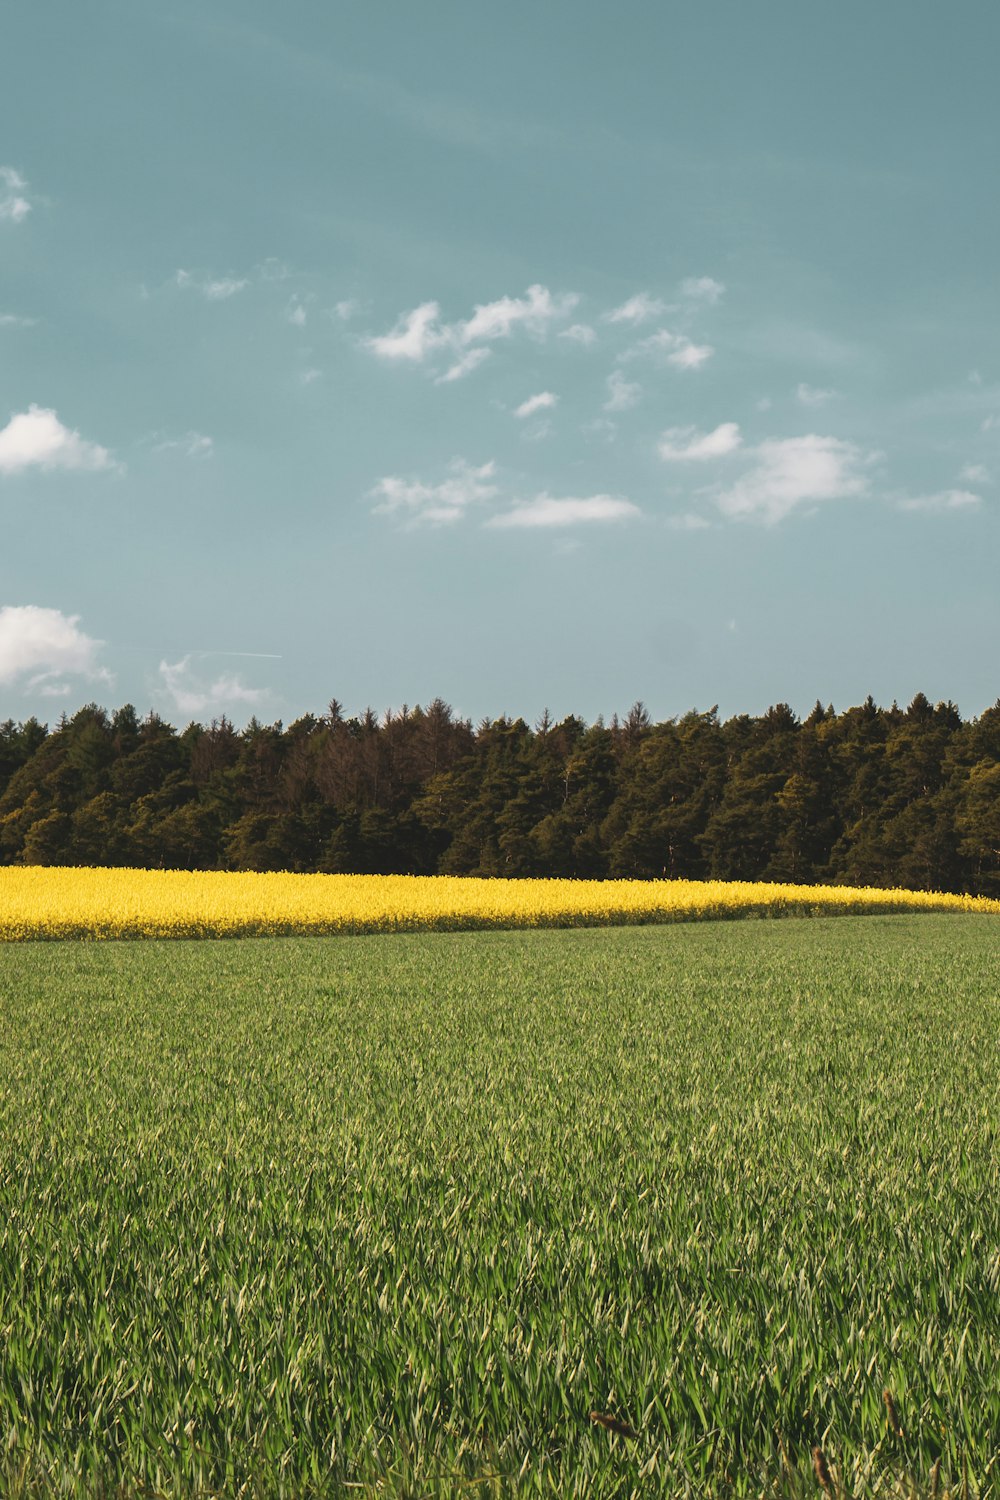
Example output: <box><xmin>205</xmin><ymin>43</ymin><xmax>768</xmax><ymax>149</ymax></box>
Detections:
<box><xmin>2</xmin><ymin>866</ymin><xmax>998</xmax><ymax>940</ymax></box>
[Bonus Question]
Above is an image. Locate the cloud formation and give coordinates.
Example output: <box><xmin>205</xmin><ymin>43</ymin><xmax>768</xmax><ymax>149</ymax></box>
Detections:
<box><xmin>153</xmin><ymin>431</ymin><xmax>214</xmax><ymax>460</ymax></box>
<box><xmin>487</xmin><ymin>493</ymin><xmax>640</xmax><ymax>529</ymax></box>
<box><xmin>604</xmin><ymin>370</ymin><xmax>641</xmax><ymax>412</ymax></box>
<box><xmin>796</xmin><ymin>383</ymin><xmax>838</xmax><ymax>407</ymax></box>
<box><xmin>558</xmin><ymin>323</ymin><xmax>596</xmax><ymax>345</ymax></box>
<box><xmin>605</xmin><ymin>292</ymin><xmax>667</xmax><ymax>325</ymax></box>
<box><xmin>0</xmin><ymin>166</ymin><xmax>31</xmax><ymax>223</ymax></box>
<box><xmin>366</xmin><ymin>285</ymin><xmax>578</xmax><ymax>379</ymax></box>
<box><xmin>623</xmin><ymin>329</ymin><xmax>714</xmax><ymax>369</ymax></box>
<box><xmin>370</xmin><ymin>458</ymin><xmax>498</xmax><ymax>526</ymax></box>
<box><xmin>680</xmin><ymin>276</ymin><xmax>725</xmax><ymax>304</ymax></box>
<box><xmin>514</xmin><ymin>391</ymin><xmax>558</xmax><ymax>419</ymax></box>
<box><xmin>715</xmin><ymin>435</ymin><xmax>874</xmax><ymax>524</ymax></box>
<box><xmin>175</xmin><ymin>269</ymin><xmax>250</xmax><ymax>301</ymax></box>
<box><xmin>0</xmin><ymin>406</ymin><xmax>116</xmax><ymax>475</ymax></box>
<box><xmin>897</xmin><ymin>489</ymin><xmax>981</xmax><ymax>514</ymax></box>
<box><xmin>658</xmin><ymin>423</ymin><xmax>742</xmax><ymax>461</ymax></box>
<box><xmin>0</xmin><ymin>605</ymin><xmax>111</xmax><ymax>691</ymax></box>
<box><xmin>159</xmin><ymin>656</ymin><xmax>267</xmax><ymax>718</ymax></box>
<box><xmin>435</xmin><ymin>347</ymin><xmax>492</xmax><ymax>384</ymax></box>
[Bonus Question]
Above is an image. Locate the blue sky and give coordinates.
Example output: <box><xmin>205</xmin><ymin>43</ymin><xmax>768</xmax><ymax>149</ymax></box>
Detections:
<box><xmin>2</xmin><ymin>0</ymin><xmax>998</xmax><ymax>727</ymax></box>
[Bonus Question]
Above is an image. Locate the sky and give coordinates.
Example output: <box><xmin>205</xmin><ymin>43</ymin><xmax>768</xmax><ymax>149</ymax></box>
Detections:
<box><xmin>2</xmin><ymin>0</ymin><xmax>999</xmax><ymax>729</ymax></box>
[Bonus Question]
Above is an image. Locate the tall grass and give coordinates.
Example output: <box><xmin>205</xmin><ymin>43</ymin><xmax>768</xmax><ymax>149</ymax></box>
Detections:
<box><xmin>0</xmin><ymin>916</ymin><xmax>997</xmax><ymax>1495</ymax></box>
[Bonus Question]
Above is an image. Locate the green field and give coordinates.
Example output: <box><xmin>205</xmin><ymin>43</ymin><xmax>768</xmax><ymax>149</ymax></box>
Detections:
<box><xmin>1</xmin><ymin>917</ymin><xmax>998</xmax><ymax>1497</ymax></box>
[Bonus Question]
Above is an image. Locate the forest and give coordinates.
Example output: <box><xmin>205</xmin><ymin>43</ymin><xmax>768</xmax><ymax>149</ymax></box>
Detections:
<box><xmin>2</xmin><ymin>692</ymin><xmax>1000</xmax><ymax>893</ymax></box>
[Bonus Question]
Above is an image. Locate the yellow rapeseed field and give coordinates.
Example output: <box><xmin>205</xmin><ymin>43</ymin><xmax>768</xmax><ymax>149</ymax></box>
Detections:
<box><xmin>1</xmin><ymin>866</ymin><xmax>998</xmax><ymax>940</ymax></box>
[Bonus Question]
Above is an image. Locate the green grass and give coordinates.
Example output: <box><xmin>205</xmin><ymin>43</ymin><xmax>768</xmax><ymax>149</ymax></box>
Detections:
<box><xmin>0</xmin><ymin>916</ymin><xmax>997</xmax><ymax>1497</ymax></box>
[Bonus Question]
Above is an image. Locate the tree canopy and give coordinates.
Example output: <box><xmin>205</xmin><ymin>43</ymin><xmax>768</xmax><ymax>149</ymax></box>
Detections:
<box><xmin>2</xmin><ymin>694</ymin><xmax>999</xmax><ymax>893</ymax></box>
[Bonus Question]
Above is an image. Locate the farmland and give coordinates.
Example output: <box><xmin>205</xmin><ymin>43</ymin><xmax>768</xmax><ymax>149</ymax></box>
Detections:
<box><xmin>1</xmin><ymin>915</ymin><xmax>997</xmax><ymax>1495</ymax></box>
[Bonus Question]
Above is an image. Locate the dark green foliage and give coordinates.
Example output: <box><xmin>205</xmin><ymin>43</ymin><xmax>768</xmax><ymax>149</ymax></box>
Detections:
<box><xmin>2</xmin><ymin>694</ymin><xmax>1000</xmax><ymax>890</ymax></box>
<box><xmin>0</xmin><ymin>918</ymin><xmax>996</xmax><ymax>1495</ymax></box>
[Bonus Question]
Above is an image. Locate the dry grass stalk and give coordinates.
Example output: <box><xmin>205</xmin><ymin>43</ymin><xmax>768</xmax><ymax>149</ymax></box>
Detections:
<box><xmin>929</xmin><ymin>1456</ymin><xmax>942</xmax><ymax>1499</ymax></box>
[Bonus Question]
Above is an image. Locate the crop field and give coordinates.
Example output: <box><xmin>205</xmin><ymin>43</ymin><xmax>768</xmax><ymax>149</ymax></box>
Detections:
<box><xmin>2</xmin><ymin>866</ymin><xmax>1000</xmax><ymax>941</ymax></box>
<box><xmin>0</xmin><ymin>916</ymin><xmax>998</xmax><ymax>1497</ymax></box>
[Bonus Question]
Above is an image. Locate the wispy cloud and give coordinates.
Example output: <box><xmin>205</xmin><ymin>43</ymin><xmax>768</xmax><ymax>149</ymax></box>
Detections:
<box><xmin>514</xmin><ymin>391</ymin><xmax>558</xmax><ymax>419</ymax></box>
<box><xmin>659</xmin><ymin>423</ymin><xmax>742</xmax><ymax>461</ymax></box>
<box><xmin>369</xmin><ymin>458</ymin><xmax>498</xmax><ymax>526</ymax></box>
<box><xmin>174</xmin><ymin>269</ymin><xmax>250</xmax><ymax>301</ymax></box>
<box><xmin>622</xmin><ymin>329</ymin><xmax>714</xmax><ymax>369</ymax></box>
<box><xmin>0</xmin><ymin>406</ymin><xmax>117</xmax><ymax>475</ymax></box>
<box><xmin>714</xmin><ymin>435</ymin><xmax>874</xmax><ymax>525</ymax></box>
<box><xmin>559</xmin><ymin>322</ymin><xmax>596</xmax><ymax>345</ymax></box>
<box><xmin>680</xmin><ymin>276</ymin><xmax>725</xmax><ymax>304</ymax></box>
<box><xmin>0</xmin><ymin>166</ymin><xmax>31</xmax><ymax>224</ymax></box>
<box><xmin>435</xmin><ymin>347</ymin><xmax>492</xmax><ymax>384</ymax></box>
<box><xmin>960</xmin><ymin>463</ymin><xmax>989</xmax><ymax>484</ymax></box>
<box><xmin>0</xmin><ymin>313</ymin><xmax>36</xmax><ymax>328</ymax></box>
<box><xmin>333</xmin><ymin>298</ymin><xmax>362</xmax><ymax>321</ymax></box>
<box><xmin>897</xmin><ymin>489</ymin><xmax>981</xmax><ymax>514</ymax></box>
<box><xmin>0</xmin><ymin>605</ymin><xmax>112</xmax><ymax>690</ymax></box>
<box><xmin>287</xmin><ymin>297</ymin><xmax>307</xmax><ymax>326</ymax></box>
<box><xmin>666</xmin><ymin>512</ymin><xmax>713</xmax><ymax>531</ymax></box>
<box><xmin>604</xmin><ymin>292</ymin><xmax>667</xmax><ymax>325</ymax></box>
<box><xmin>152</xmin><ymin>431</ymin><xmax>214</xmax><ymax>460</ymax></box>
<box><xmin>366</xmin><ymin>285</ymin><xmax>578</xmax><ymax>379</ymax></box>
<box><xmin>159</xmin><ymin>655</ymin><xmax>267</xmax><ymax>717</ymax></box>
<box><xmin>486</xmin><ymin>493</ymin><xmax>640</xmax><ymax>529</ymax></box>
<box><xmin>796</xmin><ymin>383</ymin><xmax>838</xmax><ymax>407</ymax></box>
<box><xmin>603</xmin><ymin>370</ymin><xmax>641</xmax><ymax>412</ymax></box>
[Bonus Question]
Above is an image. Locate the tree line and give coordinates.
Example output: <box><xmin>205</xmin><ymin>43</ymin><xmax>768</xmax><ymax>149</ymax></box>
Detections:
<box><xmin>2</xmin><ymin>693</ymin><xmax>1000</xmax><ymax>892</ymax></box>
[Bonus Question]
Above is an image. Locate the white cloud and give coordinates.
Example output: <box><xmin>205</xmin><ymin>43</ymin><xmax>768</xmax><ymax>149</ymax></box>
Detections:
<box><xmin>514</xmin><ymin>391</ymin><xmax>558</xmax><ymax>419</ymax></box>
<box><xmin>0</xmin><ymin>405</ymin><xmax>116</xmax><ymax>475</ymax></box>
<box><xmin>333</xmin><ymin>298</ymin><xmax>362</xmax><ymax>321</ymax></box>
<box><xmin>666</xmin><ymin>512</ymin><xmax>713</xmax><ymax>531</ymax></box>
<box><xmin>458</xmin><ymin>284</ymin><xmax>577</xmax><ymax>343</ymax></box>
<box><xmin>366</xmin><ymin>285</ymin><xmax>578</xmax><ymax>376</ymax></box>
<box><xmin>796</xmin><ymin>383</ymin><xmax>838</xmax><ymax>407</ymax></box>
<box><xmin>756</xmin><ymin>397</ymin><xmax>773</xmax><ymax>412</ymax></box>
<box><xmin>174</xmin><ymin>269</ymin><xmax>250</xmax><ymax>301</ymax></box>
<box><xmin>603</xmin><ymin>370</ymin><xmax>641</xmax><ymax>412</ymax></box>
<box><xmin>659</xmin><ymin>423</ymin><xmax>742</xmax><ymax>461</ymax></box>
<box><xmin>159</xmin><ymin>656</ymin><xmax>266</xmax><ymax>718</ymax></box>
<box><xmin>622</xmin><ymin>328</ymin><xmax>714</xmax><ymax>369</ymax></box>
<box><xmin>960</xmin><ymin>463</ymin><xmax>989</xmax><ymax>484</ymax></box>
<box><xmin>153</xmin><ymin>431</ymin><xmax>213</xmax><ymax>460</ymax></box>
<box><xmin>369</xmin><ymin>458</ymin><xmax>498</xmax><ymax>526</ymax></box>
<box><xmin>435</xmin><ymin>347</ymin><xmax>492</xmax><ymax>384</ymax></box>
<box><xmin>715</xmin><ymin>435</ymin><xmax>873</xmax><ymax>525</ymax></box>
<box><xmin>287</xmin><ymin>299</ymin><xmax>307</xmax><ymax>327</ymax></box>
<box><xmin>0</xmin><ymin>313</ymin><xmax>35</xmax><ymax>327</ymax></box>
<box><xmin>897</xmin><ymin>489</ymin><xmax>981</xmax><ymax>513</ymax></box>
<box><xmin>366</xmin><ymin>300</ymin><xmax>446</xmax><ymax>362</ymax></box>
<box><xmin>582</xmin><ymin>417</ymin><xmax>618</xmax><ymax>443</ymax></box>
<box><xmin>0</xmin><ymin>166</ymin><xmax>31</xmax><ymax>223</ymax></box>
<box><xmin>0</xmin><ymin>605</ymin><xmax>112</xmax><ymax>689</ymax></box>
<box><xmin>300</xmin><ymin>368</ymin><xmax>323</xmax><ymax>385</ymax></box>
<box><xmin>680</xmin><ymin>276</ymin><xmax>725</xmax><ymax>304</ymax></box>
<box><xmin>559</xmin><ymin>323</ymin><xmax>596</xmax><ymax>345</ymax></box>
<box><xmin>668</xmin><ymin>340</ymin><xmax>714</xmax><ymax>370</ymax></box>
<box><xmin>604</xmin><ymin>292</ymin><xmax>667</xmax><ymax>325</ymax></box>
<box><xmin>487</xmin><ymin>493</ymin><xmax>640</xmax><ymax>529</ymax></box>
<box><xmin>982</xmin><ymin>414</ymin><xmax>999</xmax><ymax>433</ymax></box>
